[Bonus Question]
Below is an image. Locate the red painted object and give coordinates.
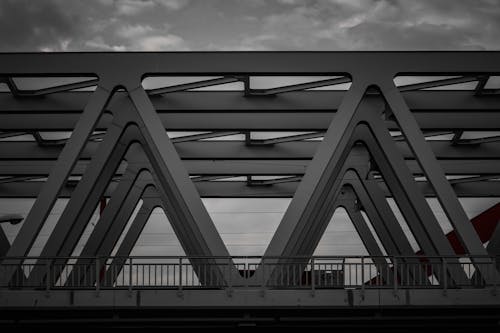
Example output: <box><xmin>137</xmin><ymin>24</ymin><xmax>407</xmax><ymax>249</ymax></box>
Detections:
<box><xmin>448</xmin><ymin>202</ymin><xmax>500</xmax><ymax>254</ymax></box>
<box><xmin>368</xmin><ymin>202</ymin><xmax>500</xmax><ymax>285</ymax></box>
<box><xmin>416</xmin><ymin>202</ymin><xmax>500</xmax><ymax>255</ymax></box>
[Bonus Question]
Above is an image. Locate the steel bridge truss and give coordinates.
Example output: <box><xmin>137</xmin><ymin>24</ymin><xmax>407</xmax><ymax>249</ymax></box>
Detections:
<box><xmin>0</xmin><ymin>53</ymin><xmax>500</xmax><ymax>313</ymax></box>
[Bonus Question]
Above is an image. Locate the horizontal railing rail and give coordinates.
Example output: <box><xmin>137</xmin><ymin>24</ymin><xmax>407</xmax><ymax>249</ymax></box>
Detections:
<box><xmin>0</xmin><ymin>255</ymin><xmax>498</xmax><ymax>291</ymax></box>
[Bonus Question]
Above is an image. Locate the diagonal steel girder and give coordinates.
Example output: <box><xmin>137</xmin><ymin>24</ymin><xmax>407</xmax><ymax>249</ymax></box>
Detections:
<box><xmin>340</xmin><ymin>170</ymin><xmax>449</xmax><ymax>286</ymax></box>
<box><xmin>377</xmin><ymin>77</ymin><xmax>497</xmax><ymax>282</ymax></box>
<box><xmin>0</xmin><ymin>76</ymin><xmax>234</xmax><ymax>285</ymax></box>
<box><xmin>104</xmin><ymin>195</ymin><xmax>162</xmax><ymax>285</ymax></box>
<box><xmin>256</xmin><ymin>151</ymin><xmax>433</xmax><ymax>287</ymax></box>
<box><xmin>24</xmin><ymin>105</ymin><xmax>140</xmax><ymax>284</ymax></box>
<box><xmin>337</xmin><ymin>185</ymin><xmax>421</xmax><ymax>285</ymax></box>
<box><xmin>65</xmin><ymin>141</ymin><xmax>239</xmax><ymax>287</ymax></box>
<box><xmin>0</xmin><ymin>84</ymin><xmax>114</xmax><ymax>285</ymax></box>
<box><xmin>27</xmin><ymin>119</ymin><xmax>237</xmax><ymax>287</ymax></box>
<box><xmin>262</xmin><ymin>83</ymin><xmax>486</xmax><ymax>284</ymax></box>
<box><xmin>64</xmin><ymin>167</ymin><xmax>156</xmax><ymax>286</ymax></box>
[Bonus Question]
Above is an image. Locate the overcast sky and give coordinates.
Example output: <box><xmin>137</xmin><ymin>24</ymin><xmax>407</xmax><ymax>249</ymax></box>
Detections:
<box><xmin>1</xmin><ymin>0</ymin><xmax>500</xmax><ymax>52</ymax></box>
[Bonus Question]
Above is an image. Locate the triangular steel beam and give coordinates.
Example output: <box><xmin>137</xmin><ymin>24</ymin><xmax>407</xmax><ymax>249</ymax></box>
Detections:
<box><xmin>25</xmin><ymin>109</ymin><xmax>139</xmax><ymax>284</ymax></box>
<box><xmin>62</xmin><ymin>140</ymin><xmax>239</xmax><ymax>287</ymax></box>
<box><xmin>335</xmin><ymin>186</ymin><xmax>392</xmax><ymax>284</ymax></box>
<box><xmin>65</xmin><ymin>167</ymin><xmax>156</xmax><ymax>287</ymax></box>
<box><xmin>262</xmin><ymin>85</ymin><xmax>480</xmax><ymax>283</ymax></box>
<box><xmin>0</xmin><ymin>85</ymin><xmax>114</xmax><ymax>285</ymax></box>
<box><xmin>2</xmin><ymin>82</ymin><xmax>234</xmax><ymax>286</ymax></box>
<box><xmin>378</xmin><ymin>79</ymin><xmax>494</xmax><ymax>280</ymax></box>
<box><xmin>104</xmin><ymin>195</ymin><xmax>162</xmax><ymax>285</ymax></box>
<box><xmin>125</xmin><ymin>86</ymin><xmax>231</xmax><ymax>260</ymax></box>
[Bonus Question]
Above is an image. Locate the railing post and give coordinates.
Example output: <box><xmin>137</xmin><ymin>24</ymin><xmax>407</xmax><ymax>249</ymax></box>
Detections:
<box><xmin>261</xmin><ymin>257</ymin><xmax>266</xmax><ymax>297</ymax></box>
<box><xmin>361</xmin><ymin>257</ymin><xmax>365</xmax><ymax>299</ymax></box>
<box><xmin>227</xmin><ymin>257</ymin><xmax>232</xmax><ymax>297</ymax></box>
<box><xmin>311</xmin><ymin>257</ymin><xmax>315</xmax><ymax>297</ymax></box>
<box><xmin>393</xmin><ymin>257</ymin><xmax>398</xmax><ymax>296</ymax></box>
<box><xmin>128</xmin><ymin>257</ymin><xmax>133</xmax><ymax>296</ymax></box>
<box><xmin>45</xmin><ymin>259</ymin><xmax>51</xmax><ymax>292</ymax></box>
<box><xmin>177</xmin><ymin>257</ymin><xmax>183</xmax><ymax>297</ymax></box>
<box><xmin>493</xmin><ymin>256</ymin><xmax>497</xmax><ymax>295</ymax></box>
<box><xmin>245</xmin><ymin>258</ymin><xmax>248</xmax><ymax>288</ymax></box>
<box><xmin>95</xmin><ymin>257</ymin><xmax>100</xmax><ymax>296</ymax></box>
<box><xmin>442</xmin><ymin>257</ymin><xmax>447</xmax><ymax>295</ymax></box>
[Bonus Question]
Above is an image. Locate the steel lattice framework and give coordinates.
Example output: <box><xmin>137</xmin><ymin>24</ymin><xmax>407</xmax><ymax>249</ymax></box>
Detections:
<box><xmin>0</xmin><ymin>52</ymin><xmax>500</xmax><ymax>327</ymax></box>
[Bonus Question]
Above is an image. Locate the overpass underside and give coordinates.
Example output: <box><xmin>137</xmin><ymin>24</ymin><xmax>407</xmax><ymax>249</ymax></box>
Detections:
<box><xmin>0</xmin><ymin>52</ymin><xmax>500</xmax><ymax>328</ymax></box>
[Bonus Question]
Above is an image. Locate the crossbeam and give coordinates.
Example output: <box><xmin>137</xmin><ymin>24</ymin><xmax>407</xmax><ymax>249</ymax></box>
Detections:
<box><xmin>249</xmin><ymin>77</ymin><xmax>351</xmax><ymax>95</ymax></box>
<box><xmin>0</xmin><ymin>140</ymin><xmax>499</xmax><ymax>160</ymax></box>
<box><xmin>147</xmin><ymin>76</ymin><xmax>241</xmax><ymax>95</ymax></box>
<box><xmin>397</xmin><ymin>76</ymin><xmax>480</xmax><ymax>92</ymax></box>
<box><xmin>2</xmin><ymin>77</ymin><xmax>98</xmax><ymax>97</ymax></box>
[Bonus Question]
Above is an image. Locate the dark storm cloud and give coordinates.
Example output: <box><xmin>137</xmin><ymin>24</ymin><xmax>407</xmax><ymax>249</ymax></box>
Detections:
<box><xmin>0</xmin><ymin>0</ymin><xmax>499</xmax><ymax>51</ymax></box>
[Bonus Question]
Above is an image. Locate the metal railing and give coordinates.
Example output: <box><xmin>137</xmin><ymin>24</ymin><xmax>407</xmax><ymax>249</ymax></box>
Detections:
<box><xmin>0</xmin><ymin>255</ymin><xmax>498</xmax><ymax>291</ymax></box>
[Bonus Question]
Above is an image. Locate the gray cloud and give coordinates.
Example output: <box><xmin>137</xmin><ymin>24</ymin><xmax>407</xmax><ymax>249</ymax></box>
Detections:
<box><xmin>227</xmin><ymin>0</ymin><xmax>500</xmax><ymax>50</ymax></box>
<box><xmin>0</xmin><ymin>0</ymin><xmax>83</xmax><ymax>51</ymax></box>
<box><xmin>0</xmin><ymin>0</ymin><xmax>499</xmax><ymax>51</ymax></box>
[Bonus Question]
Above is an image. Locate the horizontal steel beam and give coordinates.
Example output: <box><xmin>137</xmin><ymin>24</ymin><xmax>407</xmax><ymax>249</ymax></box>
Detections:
<box><xmin>1</xmin><ymin>91</ymin><xmax>500</xmax><ymax>131</ymax></box>
<box><xmin>0</xmin><ymin>140</ymin><xmax>498</xmax><ymax>160</ymax></box>
<box><xmin>455</xmin><ymin>135</ymin><xmax>500</xmax><ymax>145</ymax></box>
<box><xmin>2</xmin><ymin>111</ymin><xmax>499</xmax><ymax>131</ymax></box>
<box><xmin>448</xmin><ymin>175</ymin><xmax>500</xmax><ymax>185</ymax></box>
<box><xmin>1</xmin><ymin>289</ymin><xmax>500</xmax><ymax>311</ymax></box>
<box><xmin>0</xmin><ymin>180</ymin><xmax>498</xmax><ymax>198</ymax></box>
<box><xmin>1</xmin><ymin>52</ymin><xmax>500</xmax><ymax>75</ymax></box>
<box><xmin>2</xmin><ymin>90</ymin><xmax>500</xmax><ymax>111</ymax></box>
<box><xmin>0</xmin><ymin>159</ymin><xmax>499</xmax><ymax>176</ymax></box>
